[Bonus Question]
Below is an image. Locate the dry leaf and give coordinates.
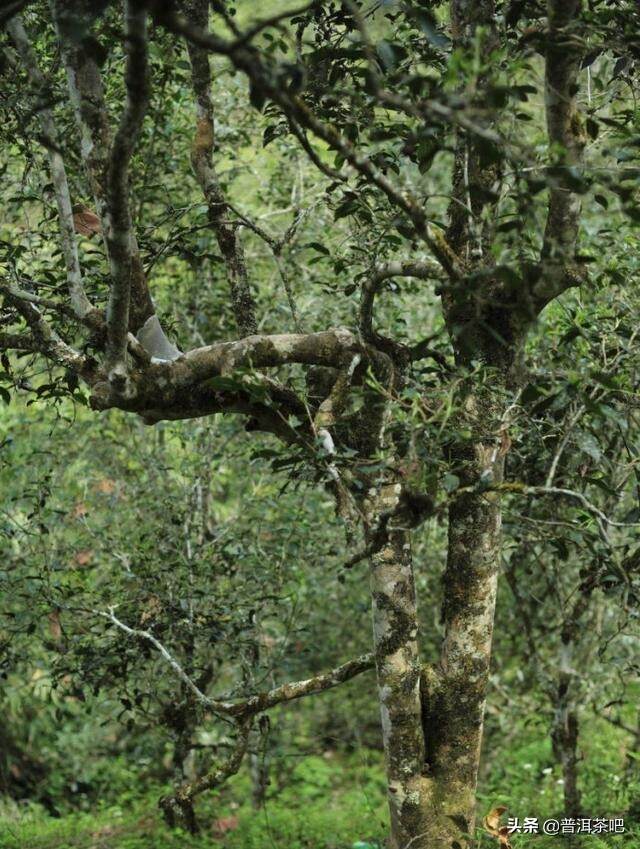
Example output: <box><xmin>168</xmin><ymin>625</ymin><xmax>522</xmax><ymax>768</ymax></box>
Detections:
<box><xmin>211</xmin><ymin>815</ymin><xmax>239</xmax><ymax>837</ymax></box>
<box><xmin>95</xmin><ymin>477</ymin><xmax>117</xmax><ymax>495</ymax></box>
<box><xmin>72</xmin><ymin>203</ymin><xmax>102</xmax><ymax>236</ymax></box>
<box><xmin>484</xmin><ymin>805</ymin><xmax>507</xmax><ymax>836</ymax></box>
<box><xmin>72</xmin><ymin>501</ymin><xmax>88</xmax><ymax>519</ymax></box>
<box><xmin>74</xmin><ymin>549</ymin><xmax>93</xmax><ymax>567</ymax></box>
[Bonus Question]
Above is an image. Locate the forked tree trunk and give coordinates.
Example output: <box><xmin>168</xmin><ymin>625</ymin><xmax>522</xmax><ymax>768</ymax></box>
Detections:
<box><xmin>367</xmin><ymin>428</ymin><xmax>506</xmax><ymax>849</ymax></box>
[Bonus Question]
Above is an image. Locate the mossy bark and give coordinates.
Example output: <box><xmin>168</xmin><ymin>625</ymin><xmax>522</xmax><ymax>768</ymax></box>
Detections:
<box><xmin>368</xmin><ymin>484</ymin><xmax>429</xmax><ymax>849</ymax></box>
<box><xmin>368</xmin><ymin>485</ymin><xmax>498</xmax><ymax>849</ymax></box>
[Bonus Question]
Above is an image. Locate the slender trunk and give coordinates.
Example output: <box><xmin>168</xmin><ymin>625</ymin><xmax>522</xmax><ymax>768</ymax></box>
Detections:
<box><xmin>250</xmin><ymin>750</ymin><xmax>270</xmax><ymax>809</ymax></box>
<box><xmin>624</xmin><ymin>710</ymin><xmax>640</xmax><ymax>778</ymax></box>
<box><xmin>556</xmin><ymin>707</ymin><xmax>581</xmax><ymax>818</ymax></box>
<box><xmin>368</xmin><ymin>485</ymin><xmax>431</xmax><ymax>849</ymax></box>
<box><xmin>427</xmin><ymin>390</ymin><xmax>506</xmax><ymax>844</ymax></box>
<box><xmin>551</xmin><ymin>644</ymin><xmax>582</xmax><ymax>817</ymax></box>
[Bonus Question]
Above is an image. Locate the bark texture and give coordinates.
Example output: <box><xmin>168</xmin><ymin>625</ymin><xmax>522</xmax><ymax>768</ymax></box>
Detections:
<box><xmin>368</xmin><ymin>484</ymin><xmax>430</xmax><ymax>849</ymax></box>
<box><xmin>551</xmin><ymin>666</ymin><xmax>582</xmax><ymax>818</ymax></box>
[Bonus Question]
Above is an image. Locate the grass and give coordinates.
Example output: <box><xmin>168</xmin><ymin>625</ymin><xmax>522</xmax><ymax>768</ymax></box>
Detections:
<box><xmin>0</xmin><ymin>754</ymin><xmax>388</xmax><ymax>849</ymax></box>
<box><xmin>1</xmin><ymin>717</ymin><xmax>639</xmax><ymax>849</ymax></box>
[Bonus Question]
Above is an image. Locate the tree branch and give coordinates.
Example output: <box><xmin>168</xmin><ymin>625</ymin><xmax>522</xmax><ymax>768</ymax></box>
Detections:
<box><xmin>97</xmin><ymin>607</ymin><xmax>373</xmax><ymax>718</ymax></box>
<box><xmin>178</xmin><ymin>328</ymin><xmax>362</xmax><ymax>384</ymax></box>
<box><xmin>152</xmin><ymin>7</ymin><xmax>464</xmax><ymax>280</ymax></box>
<box><xmin>160</xmin><ymin>718</ymin><xmax>252</xmax><ymax>833</ymax></box>
<box><xmin>104</xmin><ymin>0</ymin><xmax>150</xmax><ymax>373</ymax></box>
<box><xmin>287</xmin><ymin>117</ymin><xmax>346</xmax><ymax>182</ymax></box>
<box><xmin>1</xmin><ymin>284</ymin><xmax>90</xmax><ymax>374</ymax></box>
<box><xmin>360</xmin><ymin>260</ymin><xmax>445</xmax><ymax>350</ymax></box>
<box><xmin>181</xmin><ymin>0</ymin><xmax>257</xmax><ymax>336</ymax></box>
<box><xmin>52</xmin><ymin>0</ymin><xmax>157</xmax><ymax>338</ymax></box>
<box><xmin>7</xmin><ymin>16</ymin><xmax>94</xmax><ymax>320</ymax></box>
<box><xmin>535</xmin><ymin>0</ymin><xmax>586</xmax><ymax>310</ymax></box>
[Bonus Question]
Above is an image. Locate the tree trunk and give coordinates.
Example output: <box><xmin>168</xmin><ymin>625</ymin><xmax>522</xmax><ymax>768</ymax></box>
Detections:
<box><xmin>624</xmin><ymin>710</ymin><xmax>640</xmax><ymax>778</ymax></box>
<box><xmin>551</xmin><ymin>651</ymin><xmax>582</xmax><ymax>818</ymax></box>
<box><xmin>433</xmin><ymin>487</ymin><xmax>502</xmax><ymax>837</ymax></box>
<box><xmin>368</xmin><ymin>489</ymin><xmax>503</xmax><ymax>847</ymax></box>
<box><xmin>368</xmin><ymin>484</ymin><xmax>433</xmax><ymax>849</ymax></box>
<box><xmin>250</xmin><ymin>750</ymin><xmax>269</xmax><ymax>808</ymax></box>
<box><xmin>366</xmin><ymin>368</ymin><xmax>510</xmax><ymax>849</ymax></box>
<box><xmin>367</xmin><ymin>475</ymin><xmax>504</xmax><ymax>849</ymax></box>
<box><xmin>427</xmin><ymin>389</ymin><xmax>506</xmax><ymax>846</ymax></box>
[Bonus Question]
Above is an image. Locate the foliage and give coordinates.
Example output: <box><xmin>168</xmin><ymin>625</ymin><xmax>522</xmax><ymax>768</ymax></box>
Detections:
<box><xmin>1</xmin><ymin>0</ymin><xmax>640</xmax><ymax>847</ymax></box>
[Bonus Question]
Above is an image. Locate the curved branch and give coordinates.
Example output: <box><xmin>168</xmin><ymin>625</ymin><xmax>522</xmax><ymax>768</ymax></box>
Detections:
<box><xmin>1</xmin><ymin>284</ymin><xmax>90</xmax><ymax>374</ymax></box>
<box><xmin>287</xmin><ymin>117</ymin><xmax>347</xmax><ymax>182</ymax></box>
<box><xmin>97</xmin><ymin>607</ymin><xmax>373</xmax><ymax>718</ymax></box>
<box><xmin>360</xmin><ymin>259</ymin><xmax>445</xmax><ymax>342</ymax></box>
<box><xmin>160</xmin><ymin>718</ymin><xmax>252</xmax><ymax>833</ymax></box>
<box><xmin>359</xmin><ymin>260</ymin><xmax>445</xmax><ymax>354</ymax></box>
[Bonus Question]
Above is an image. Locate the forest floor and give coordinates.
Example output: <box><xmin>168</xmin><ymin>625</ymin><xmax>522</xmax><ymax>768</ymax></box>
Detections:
<box><xmin>0</xmin><ymin>735</ymin><xmax>638</xmax><ymax>849</ymax></box>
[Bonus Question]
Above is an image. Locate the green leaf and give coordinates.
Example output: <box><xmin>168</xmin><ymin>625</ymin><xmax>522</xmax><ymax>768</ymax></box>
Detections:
<box><xmin>443</xmin><ymin>473</ymin><xmax>460</xmax><ymax>493</ymax></box>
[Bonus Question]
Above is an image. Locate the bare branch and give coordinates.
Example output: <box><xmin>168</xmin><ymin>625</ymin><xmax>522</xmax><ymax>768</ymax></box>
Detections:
<box><xmin>97</xmin><ymin>607</ymin><xmax>210</xmax><ymax>703</ymax></box>
<box><xmin>97</xmin><ymin>607</ymin><xmax>373</xmax><ymax>718</ymax></box>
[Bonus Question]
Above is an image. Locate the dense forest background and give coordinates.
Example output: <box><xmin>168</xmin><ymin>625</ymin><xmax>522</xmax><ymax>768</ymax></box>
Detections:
<box><xmin>0</xmin><ymin>0</ymin><xmax>639</xmax><ymax>847</ymax></box>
